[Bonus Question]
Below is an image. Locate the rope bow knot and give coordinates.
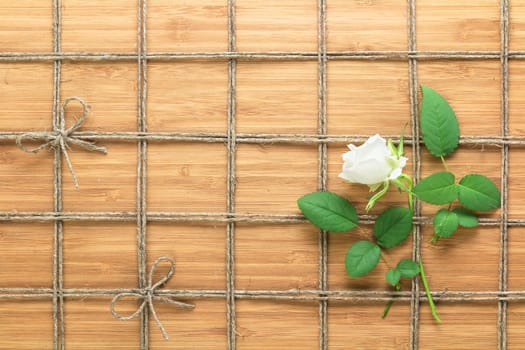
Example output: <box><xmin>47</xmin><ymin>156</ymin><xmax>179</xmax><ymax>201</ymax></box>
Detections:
<box><xmin>110</xmin><ymin>256</ymin><xmax>195</xmax><ymax>340</ymax></box>
<box><xmin>16</xmin><ymin>96</ymin><xmax>107</xmax><ymax>189</ymax></box>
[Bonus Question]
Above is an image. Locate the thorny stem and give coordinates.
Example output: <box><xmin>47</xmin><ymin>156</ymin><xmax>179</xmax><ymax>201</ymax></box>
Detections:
<box><xmin>419</xmin><ymin>259</ymin><xmax>442</xmax><ymax>323</ymax></box>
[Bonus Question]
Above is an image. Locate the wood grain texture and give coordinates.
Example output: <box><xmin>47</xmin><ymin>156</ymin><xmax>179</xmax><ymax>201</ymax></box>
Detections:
<box><xmin>236</xmin><ymin>144</ymin><xmax>318</xmax><ymax>213</ymax></box>
<box><xmin>509</xmin><ymin>61</ymin><xmax>525</xmax><ymax>136</ymax></box>
<box><xmin>417</xmin><ymin>0</ymin><xmax>500</xmax><ymax>51</ymax></box>
<box><xmin>147</xmin><ymin>142</ymin><xmax>227</xmax><ymax>212</ymax></box>
<box><xmin>149</xmin><ymin>299</ymin><xmax>227</xmax><ymax>349</ymax></box>
<box><xmin>0</xmin><ymin>63</ymin><xmax>54</xmax><ymax>131</ymax></box>
<box><xmin>421</xmin><ymin>225</ymin><xmax>500</xmax><ymax>291</ymax></box>
<box><xmin>0</xmin><ymin>300</ymin><xmax>54</xmax><ymax>350</ymax></box>
<box><xmin>327</xmin><ymin>0</ymin><xmax>408</xmax><ymax>51</ymax></box>
<box><xmin>236</xmin><ymin>0</ymin><xmax>317</xmax><ymax>52</ymax></box>
<box><xmin>419</xmin><ymin>303</ymin><xmax>498</xmax><ymax>350</ymax></box>
<box><xmin>0</xmin><ymin>144</ymin><xmax>54</xmax><ymax>211</ymax></box>
<box><xmin>64</xmin><ymin>298</ymin><xmax>140</xmax><ymax>350</ymax></box>
<box><xmin>63</xmin><ymin>223</ymin><xmax>138</xmax><ymax>289</ymax></box>
<box><xmin>62</xmin><ymin>0</ymin><xmax>137</xmax><ymax>52</ymax></box>
<box><xmin>509</xmin><ymin>1</ymin><xmax>525</xmax><ymax>51</ymax></box>
<box><xmin>508</xmin><ymin>227</ymin><xmax>525</xmax><ymax>290</ymax></box>
<box><xmin>236</xmin><ymin>300</ymin><xmax>319</xmax><ymax>350</ymax></box>
<box><xmin>237</xmin><ymin>61</ymin><xmax>318</xmax><ymax>134</ymax></box>
<box><xmin>235</xmin><ymin>223</ymin><xmax>319</xmax><ymax>290</ymax></box>
<box><xmin>0</xmin><ymin>223</ymin><xmax>54</xmax><ymax>288</ymax></box>
<box><xmin>329</xmin><ymin>301</ymin><xmax>410</xmax><ymax>350</ymax></box>
<box><xmin>148</xmin><ymin>62</ymin><xmax>228</xmax><ymax>133</ymax></box>
<box><xmin>0</xmin><ymin>0</ymin><xmax>521</xmax><ymax>348</ymax></box>
<box><xmin>327</xmin><ymin>61</ymin><xmax>411</xmax><ymax>136</ymax></box>
<box><xmin>148</xmin><ymin>0</ymin><xmax>228</xmax><ymax>52</ymax></box>
<box><xmin>61</xmin><ymin>62</ymin><xmax>138</xmax><ymax>131</ymax></box>
<box><xmin>148</xmin><ymin>222</ymin><xmax>226</xmax><ymax>290</ymax></box>
<box><xmin>0</xmin><ymin>1</ymin><xmax>52</xmax><ymax>52</ymax></box>
<box><xmin>508</xmin><ymin>302</ymin><xmax>525</xmax><ymax>350</ymax></box>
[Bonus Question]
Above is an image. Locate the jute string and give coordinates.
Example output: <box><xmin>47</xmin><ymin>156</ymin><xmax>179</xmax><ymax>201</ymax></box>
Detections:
<box><xmin>407</xmin><ymin>0</ymin><xmax>421</xmax><ymax>348</ymax></box>
<box><xmin>51</xmin><ymin>0</ymin><xmax>65</xmax><ymax>348</ymax></box>
<box><xmin>16</xmin><ymin>96</ymin><xmax>107</xmax><ymax>189</ymax></box>
<box><xmin>4</xmin><ymin>50</ymin><xmax>525</xmax><ymax>62</ymax></box>
<box><xmin>316</xmin><ymin>0</ymin><xmax>329</xmax><ymax>349</ymax></box>
<box><xmin>498</xmin><ymin>1</ymin><xmax>510</xmax><ymax>349</ymax></box>
<box><xmin>110</xmin><ymin>256</ymin><xmax>195</xmax><ymax>341</ymax></box>
<box><xmin>0</xmin><ymin>0</ymin><xmax>519</xmax><ymax>349</ymax></box>
<box><xmin>136</xmin><ymin>0</ymin><xmax>150</xmax><ymax>347</ymax></box>
<box><xmin>226</xmin><ymin>1</ymin><xmax>237</xmax><ymax>348</ymax></box>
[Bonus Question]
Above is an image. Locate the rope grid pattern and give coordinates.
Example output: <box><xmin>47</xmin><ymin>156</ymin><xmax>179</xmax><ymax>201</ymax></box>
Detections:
<box><xmin>0</xmin><ymin>1</ymin><xmax>518</xmax><ymax>349</ymax></box>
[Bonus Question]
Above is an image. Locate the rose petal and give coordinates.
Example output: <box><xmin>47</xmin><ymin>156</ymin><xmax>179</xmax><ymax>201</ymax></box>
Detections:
<box><xmin>387</xmin><ymin>156</ymin><xmax>408</xmax><ymax>180</ymax></box>
<box><xmin>342</xmin><ymin>157</ymin><xmax>392</xmax><ymax>185</ymax></box>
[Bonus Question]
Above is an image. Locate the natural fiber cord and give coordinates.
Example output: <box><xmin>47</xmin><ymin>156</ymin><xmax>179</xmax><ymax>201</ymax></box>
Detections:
<box><xmin>0</xmin><ymin>0</ymin><xmax>516</xmax><ymax>349</ymax></box>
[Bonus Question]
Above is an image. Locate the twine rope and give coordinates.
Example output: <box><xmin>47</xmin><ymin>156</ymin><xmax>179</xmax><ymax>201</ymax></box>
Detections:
<box><xmin>225</xmin><ymin>1</ymin><xmax>238</xmax><ymax>348</ymax></box>
<box><xmin>16</xmin><ymin>96</ymin><xmax>107</xmax><ymax>189</ymax></box>
<box><xmin>0</xmin><ymin>0</ymin><xmax>517</xmax><ymax>349</ymax></box>
<box><xmin>407</xmin><ymin>0</ymin><xmax>421</xmax><ymax>348</ymax></box>
<box><xmin>497</xmin><ymin>0</ymin><xmax>510</xmax><ymax>348</ymax></box>
<box><xmin>316</xmin><ymin>0</ymin><xmax>329</xmax><ymax>348</ymax></box>
<box><xmin>110</xmin><ymin>256</ymin><xmax>195</xmax><ymax>341</ymax></box>
<box><xmin>136</xmin><ymin>0</ymin><xmax>150</xmax><ymax>347</ymax></box>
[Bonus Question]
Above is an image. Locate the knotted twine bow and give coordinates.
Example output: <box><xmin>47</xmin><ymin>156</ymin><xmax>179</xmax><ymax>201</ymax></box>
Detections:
<box><xmin>110</xmin><ymin>256</ymin><xmax>195</xmax><ymax>340</ymax></box>
<box><xmin>16</xmin><ymin>96</ymin><xmax>107</xmax><ymax>189</ymax></box>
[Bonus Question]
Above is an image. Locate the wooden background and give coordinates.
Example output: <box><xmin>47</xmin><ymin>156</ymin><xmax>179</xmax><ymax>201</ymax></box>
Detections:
<box><xmin>0</xmin><ymin>0</ymin><xmax>523</xmax><ymax>349</ymax></box>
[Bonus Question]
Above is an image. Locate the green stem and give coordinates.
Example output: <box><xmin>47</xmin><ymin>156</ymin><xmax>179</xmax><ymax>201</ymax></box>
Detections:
<box><xmin>440</xmin><ymin>156</ymin><xmax>450</xmax><ymax>172</ymax></box>
<box><xmin>419</xmin><ymin>258</ymin><xmax>442</xmax><ymax>323</ymax></box>
<box><xmin>382</xmin><ymin>284</ymin><xmax>401</xmax><ymax>319</ymax></box>
<box><xmin>382</xmin><ymin>299</ymin><xmax>395</xmax><ymax>319</ymax></box>
<box><xmin>365</xmin><ymin>181</ymin><xmax>389</xmax><ymax>212</ymax></box>
<box><xmin>395</xmin><ymin>174</ymin><xmax>414</xmax><ymax>214</ymax></box>
<box><xmin>380</xmin><ymin>250</ymin><xmax>393</xmax><ymax>270</ymax></box>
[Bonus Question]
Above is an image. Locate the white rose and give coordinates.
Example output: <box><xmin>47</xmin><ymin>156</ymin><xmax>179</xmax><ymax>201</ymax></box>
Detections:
<box><xmin>339</xmin><ymin>134</ymin><xmax>408</xmax><ymax>188</ymax></box>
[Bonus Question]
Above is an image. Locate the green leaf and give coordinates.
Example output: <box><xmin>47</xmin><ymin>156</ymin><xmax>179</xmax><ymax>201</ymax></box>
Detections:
<box><xmin>345</xmin><ymin>241</ymin><xmax>381</xmax><ymax>277</ymax></box>
<box><xmin>457</xmin><ymin>174</ymin><xmax>501</xmax><ymax>211</ymax></box>
<box><xmin>413</xmin><ymin>171</ymin><xmax>457</xmax><ymax>205</ymax></box>
<box><xmin>297</xmin><ymin>192</ymin><xmax>358</xmax><ymax>232</ymax></box>
<box><xmin>452</xmin><ymin>208</ymin><xmax>479</xmax><ymax>227</ymax></box>
<box><xmin>420</xmin><ymin>86</ymin><xmax>460</xmax><ymax>157</ymax></box>
<box><xmin>374</xmin><ymin>207</ymin><xmax>413</xmax><ymax>248</ymax></box>
<box><xmin>433</xmin><ymin>208</ymin><xmax>459</xmax><ymax>238</ymax></box>
<box><xmin>386</xmin><ymin>269</ymin><xmax>401</xmax><ymax>287</ymax></box>
<box><xmin>396</xmin><ymin>259</ymin><xmax>420</xmax><ymax>278</ymax></box>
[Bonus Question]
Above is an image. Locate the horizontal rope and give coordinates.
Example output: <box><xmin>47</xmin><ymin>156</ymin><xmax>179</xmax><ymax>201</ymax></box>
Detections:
<box><xmin>0</xmin><ymin>132</ymin><xmax>522</xmax><ymax>145</ymax></box>
<box><xmin>0</xmin><ymin>211</ymin><xmax>517</xmax><ymax>226</ymax></box>
<box><xmin>1</xmin><ymin>50</ymin><xmax>525</xmax><ymax>62</ymax></box>
<box><xmin>1</xmin><ymin>288</ymin><xmax>524</xmax><ymax>302</ymax></box>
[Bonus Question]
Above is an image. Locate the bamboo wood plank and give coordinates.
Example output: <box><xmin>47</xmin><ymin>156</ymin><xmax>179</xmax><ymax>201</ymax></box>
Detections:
<box><xmin>0</xmin><ymin>0</ymin><xmax>523</xmax><ymax>349</ymax></box>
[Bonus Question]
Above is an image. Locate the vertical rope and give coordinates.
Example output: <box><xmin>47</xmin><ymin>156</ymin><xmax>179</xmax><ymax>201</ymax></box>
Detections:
<box><xmin>498</xmin><ymin>1</ymin><xmax>510</xmax><ymax>349</ymax></box>
<box><xmin>317</xmin><ymin>0</ymin><xmax>328</xmax><ymax>349</ymax></box>
<box><xmin>51</xmin><ymin>0</ymin><xmax>65</xmax><ymax>349</ymax></box>
<box><xmin>137</xmin><ymin>0</ymin><xmax>149</xmax><ymax>348</ymax></box>
<box><xmin>407</xmin><ymin>0</ymin><xmax>421</xmax><ymax>349</ymax></box>
<box><xmin>226</xmin><ymin>1</ymin><xmax>237</xmax><ymax>348</ymax></box>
